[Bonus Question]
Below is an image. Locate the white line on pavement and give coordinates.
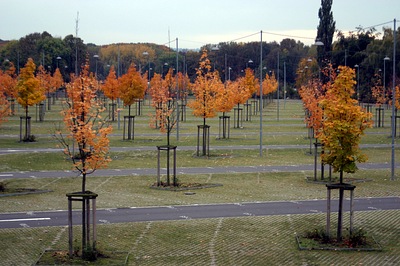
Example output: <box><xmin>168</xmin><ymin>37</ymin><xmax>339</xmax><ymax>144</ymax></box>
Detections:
<box><xmin>0</xmin><ymin>218</ymin><xmax>51</xmax><ymax>222</ymax></box>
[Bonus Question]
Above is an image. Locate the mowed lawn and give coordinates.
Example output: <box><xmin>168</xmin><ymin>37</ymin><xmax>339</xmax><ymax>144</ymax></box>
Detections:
<box><xmin>0</xmin><ymin>99</ymin><xmax>399</xmax><ymax>265</ymax></box>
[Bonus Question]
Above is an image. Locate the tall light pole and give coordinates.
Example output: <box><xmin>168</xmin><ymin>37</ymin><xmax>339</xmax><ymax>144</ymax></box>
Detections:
<box><xmin>259</xmin><ymin>30</ymin><xmax>263</xmax><ymax>157</ymax></box>
<box><xmin>56</xmin><ymin>56</ymin><xmax>61</xmax><ymax>69</ymax></box>
<box><xmin>142</xmin><ymin>51</ymin><xmax>150</xmax><ymax>80</ymax></box>
<box><xmin>383</xmin><ymin>56</ymin><xmax>390</xmax><ymax>105</ymax></box>
<box><xmin>277</xmin><ymin>51</ymin><xmax>280</xmax><ymax>121</ymax></box>
<box><xmin>391</xmin><ymin>18</ymin><xmax>397</xmax><ymax>181</ymax></box>
<box><xmin>354</xmin><ymin>64</ymin><xmax>359</xmax><ymax>101</ymax></box>
<box><xmin>93</xmin><ymin>54</ymin><xmax>99</xmax><ymax>78</ymax></box>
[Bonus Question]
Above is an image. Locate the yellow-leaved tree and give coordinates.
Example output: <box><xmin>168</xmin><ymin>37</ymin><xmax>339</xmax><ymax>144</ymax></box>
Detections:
<box><xmin>317</xmin><ymin>65</ymin><xmax>372</xmax><ymax>240</ymax></box>
<box><xmin>17</xmin><ymin>58</ymin><xmax>45</xmax><ymax>141</ymax></box>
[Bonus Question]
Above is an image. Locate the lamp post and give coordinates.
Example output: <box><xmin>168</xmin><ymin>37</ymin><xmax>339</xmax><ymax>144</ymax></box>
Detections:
<box><xmin>246</xmin><ymin>59</ymin><xmax>253</xmax><ymax>68</ymax></box>
<box><xmin>391</xmin><ymin>19</ymin><xmax>397</xmax><ymax>181</ymax></box>
<box><xmin>142</xmin><ymin>51</ymin><xmax>150</xmax><ymax>80</ymax></box>
<box><xmin>56</xmin><ymin>56</ymin><xmax>61</xmax><ymax>69</ymax></box>
<box><xmin>93</xmin><ymin>54</ymin><xmax>99</xmax><ymax>78</ymax></box>
<box><xmin>354</xmin><ymin>64</ymin><xmax>359</xmax><ymax>101</ymax></box>
<box><xmin>384</xmin><ymin>56</ymin><xmax>390</xmax><ymax>105</ymax></box>
<box><xmin>228</xmin><ymin>67</ymin><xmax>232</xmax><ymax>81</ymax></box>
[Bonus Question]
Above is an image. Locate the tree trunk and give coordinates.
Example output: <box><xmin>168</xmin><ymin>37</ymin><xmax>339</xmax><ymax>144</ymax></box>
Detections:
<box><xmin>337</xmin><ymin>170</ymin><xmax>344</xmax><ymax>241</ymax></box>
<box><xmin>25</xmin><ymin>106</ymin><xmax>29</xmax><ymax>140</ymax></box>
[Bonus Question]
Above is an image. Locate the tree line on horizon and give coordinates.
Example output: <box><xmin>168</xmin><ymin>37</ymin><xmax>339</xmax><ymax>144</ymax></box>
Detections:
<box><xmin>0</xmin><ymin>25</ymin><xmax>400</xmax><ymax>102</ymax></box>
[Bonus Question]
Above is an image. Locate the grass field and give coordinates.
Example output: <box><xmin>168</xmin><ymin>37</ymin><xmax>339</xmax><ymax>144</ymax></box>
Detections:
<box><xmin>0</xmin><ymin>98</ymin><xmax>399</xmax><ymax>265</ymax></box>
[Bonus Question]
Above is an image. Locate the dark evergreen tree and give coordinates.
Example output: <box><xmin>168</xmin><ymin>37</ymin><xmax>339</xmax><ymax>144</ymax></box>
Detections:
<box><xmin>316</xmin><ymin>0</ymin><xmax>336</xmax><ymax>77</ymax></box>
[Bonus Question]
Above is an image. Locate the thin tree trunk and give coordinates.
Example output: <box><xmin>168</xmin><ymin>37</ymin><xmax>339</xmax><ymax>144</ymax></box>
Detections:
<box><xmin>25</xmin><ymin>106</ymin><xmax>28</xmax><ymax>140</ymax></box>
<box><xmin>337</xmin><ymin>170</ymin><xmax>344</xmax><ymax>241</ymax></box>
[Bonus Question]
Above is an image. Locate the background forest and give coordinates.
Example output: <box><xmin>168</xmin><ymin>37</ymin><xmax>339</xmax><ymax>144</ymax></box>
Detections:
<box><xmin>0</xmin><ymin>26</ymin><xmax>399</xmax><ymax>102</ymax></box>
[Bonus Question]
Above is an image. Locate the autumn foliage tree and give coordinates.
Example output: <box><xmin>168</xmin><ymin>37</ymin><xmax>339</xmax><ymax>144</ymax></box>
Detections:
<box><xmin>149</xmin><ymin>68</ymin><xmax>178</xmax><ymax>146</ymax></box>
<box><xmin>188</xmin><ymin>50</ymin><xmax>222</xmax><ymax>155</ymax></box>
<box><xmin>51</xmin><ymin>67</ymin><xmax>63</xmax><ymax>99</ymax></box>
<box><xmin>317</xmin><ymin>65</ymin><xmax>372</xmax><ymax>240</ymax></box>
<box><xmin>188</xmin><ymin>50</ymin><xmax>222</xmax><ymax>126</ymax></box>
<box><xmin>56</xmin><ymin>60</ymin><xmax>112</xmax><ymax>192</ymax></box>
<box><xmin>0</xmin><ymin>64</ymin><xmax>17</xmax><ymax>123</ymax></box>
<box><xmin>261</xmin><ymin>71</ymin><xmax>278</xmax><ymax>98</ymax></box>
<box><xmin>17</xmin><ymin>58</ymin><xmax>45</xmax><ymax>141</ymax></box>
<box><xmin>119</xmin><ymin>64</ymin><xmax>146</xmax><ymax>139</ymax></box>
<box><xmin>54</xmin><ymin>60</ymin><xmax>112</xmax><ymax>258</ymax></box>
<box><xmin>0</xmin><ymin>62</ymin><xmax>17</xmax><ymax>115</ymax></box>
<box><xmin>319</xmin><ymin>66</ymin><xmax>372</xmax><ymax>177</ymax></box>
<box><xmin>102</xmin><ymin>65</ymin><xmax>119</xmax><ymax>121</ymax></box>
<box><xmin>119</xmin><ymin>64</ymin><xmax>147</xmax><ymax>116</ymax></box>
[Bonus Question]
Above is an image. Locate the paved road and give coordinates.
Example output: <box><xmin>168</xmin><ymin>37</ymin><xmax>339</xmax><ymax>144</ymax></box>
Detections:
<box><xmin>1</xmin><ymin>197</ymin><xmax>399</xmax><ymax>229</ymax></box>
<box><xmin>1</xmin><ymin>145</ymin><xmax>399</xmax><ymax>230</ymax></box>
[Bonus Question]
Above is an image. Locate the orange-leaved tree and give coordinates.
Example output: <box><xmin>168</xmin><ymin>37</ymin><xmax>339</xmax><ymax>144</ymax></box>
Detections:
<box><xmin>188</xmin><ymin>50</ymin><xmax>222</xmax><ymax>156</ymax></box>
<box><xmin>54</xmin><ymin>59</ymin><xmax>112</xmax><ymax>257</ymax></box>
<box><xmin>119</xmin><ymin>64</ymin><xmax>146</xmax><ymax>116</ymax></box>
<box><xmin>0</xmin><ymin>64</ymin><xmax>17</xmax><ymax>123</ymax></box>
<box><xmin>149</xmin><ymin>68</ymin><xmax>177</xmax><ymax>146</ymax></box>
<box><xmin>148</xmin><ymin>72</ymin><xmax>167</xmax><ymax>128</ymax></box>
<box><xmin>119</xmin><ymin>64</ymin><xmax>146</xmax><ymax>139</ymax></box>
<box><xmin>215</xmin><ymin>80</ymin><xmax>236</xmax><ymax>116</ymax></box>
<box><xmin>0</xmin><ymin>62</ymin><xmax>17</xmax><ymax>115</ymax></box>
<box><xmin>299</xmin><ymin>78</ymin><xmax>324</xmax><ymax>137</ymax></box>
<box><xmin>50</xmin><ymin>67</ymin><xmax>63</xmax><ymax>100</ymax></box>
<box><xmin>261</xmin><ymin>71</ymin><xmax>278</xmax><ymax>97</ymax></box>
<box><xmin>17</xmin><ymin>58</ymin><xmax>45</xmax><ymax>141</ymax></box>
<box><xmin>56</xmin><ymin>60</ymin><xmax>112</xmax><ymax>192</ymax></box>
<box><xmin>0</xmin><ymin>77</ymin><xmax>9</xmax><ymax>125</ymax></box>
<box><xmin>36</xmin><ymin>65</ymin><xmax>52</xmax><ymax>111</ymax></box>
<box><xmin>241</xmin><ymin>68</ymin><xmax>259</xmax><ymax>100</ymax></box>
<box><xmin>317</xmin><ymin>65</ymin><xmax>372</xmax><ymax>240</ymax></box>
<box><xmin>102</xmin><ymin>65</ymin><xmax>119</xmax><ymax>121</ymax></box>
<box><xmin>188</xmin><ymin>50</ymin><xmax>222</xmax><ymax>126</ymax></box>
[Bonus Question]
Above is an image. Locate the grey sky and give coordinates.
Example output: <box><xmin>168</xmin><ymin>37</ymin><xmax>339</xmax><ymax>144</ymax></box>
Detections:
<box><xmin>1</xmin><ymin>0</ymin><xmax>399</xmax><ymax>49</ymax></box>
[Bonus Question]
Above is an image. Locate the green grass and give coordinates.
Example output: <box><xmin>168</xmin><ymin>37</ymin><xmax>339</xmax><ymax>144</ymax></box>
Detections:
<box><xmin>3</xmin><ymin>211</ymin><xmax>400</xmax><ymax>265</ymax></box>
<box><xmin>1</xmin><ymin>99</ymin><xmax>400</xmax><ymax>265</ymax></box>
<box><xmin>1</xmin><ymin>169</ymin><xmax>399</xmax><ymax>213</ymax></box>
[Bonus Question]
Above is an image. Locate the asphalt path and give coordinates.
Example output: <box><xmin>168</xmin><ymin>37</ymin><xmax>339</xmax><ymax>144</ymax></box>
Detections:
<box><xmin>0</xmin><ymin>197</ymin><xmax>399</xmax><ymax>229</ymax></box>
<box><xmin>1</xmin><ymin>145</ymin><xmax>399</xmax><ymax>230</ymax></box>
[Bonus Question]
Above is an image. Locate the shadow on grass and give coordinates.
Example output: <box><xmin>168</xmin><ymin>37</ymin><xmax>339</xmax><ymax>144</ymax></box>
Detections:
<box><xmin>150</xmin><ymin>182</ymin><xmax>223</xmax><ymax>192</ymax></box>
<box><xmin>35</xmin><ymin>249</ymin><xmax>129</xmax><ymax>265</ymax></box>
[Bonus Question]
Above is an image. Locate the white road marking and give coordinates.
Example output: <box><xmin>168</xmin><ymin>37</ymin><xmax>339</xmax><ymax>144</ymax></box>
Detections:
<box><xmin>0</xmin><ymin>218</ymin><xmax>51</xmax><ymax>222</ymax></box>
<box><xmin>0</xmin><ymin>174</ymin><xmax>13</xmax><ymax>177</ymax></box>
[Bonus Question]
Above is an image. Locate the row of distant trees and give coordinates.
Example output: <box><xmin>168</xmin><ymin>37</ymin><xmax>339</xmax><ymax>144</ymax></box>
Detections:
<box><xmin>1</xmin><ymin>26</ymin><xmax>399</xmax><ymax>101</ymax></box>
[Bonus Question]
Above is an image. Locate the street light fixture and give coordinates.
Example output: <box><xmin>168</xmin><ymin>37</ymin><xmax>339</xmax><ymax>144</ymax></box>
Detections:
<box><xmin>314</xmin><ymin>40</ymin><xmax>324</xmax><ymax>46</ymax></box>
<box><xmin>142</xmin><ymin>51</ymin><xmax>150</xmax><ymax>80</ymax></box>
<box><xmin>56</xmin><ymin>56</ymin><xmax>61</xmax><ymax>68</ymax></box>
<box><xmin>93</xmin><ymin>54</ymin><xmax>99</xmax><ymax>78</ymax></box>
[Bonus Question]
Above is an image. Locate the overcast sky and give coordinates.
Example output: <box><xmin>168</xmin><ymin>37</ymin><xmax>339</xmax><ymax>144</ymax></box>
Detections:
<box><xmin>1</xmin><ymin>0</ymin><xmax>399</xmax><ymax>49</ymax></box>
